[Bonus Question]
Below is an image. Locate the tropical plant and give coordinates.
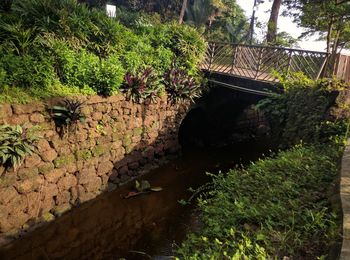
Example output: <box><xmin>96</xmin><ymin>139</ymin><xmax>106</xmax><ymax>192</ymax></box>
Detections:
<box><xmin>51</xmin><ymin>99</ymin><xmax>85</xmax><ymax>135</ymax></box>
<box><xmin>122</xmin><ymin>68</ymin><xmax>163</xmax><ymax>103</ymax></box>
<box><xmin>164</xmin><ymin>65</ymin><xmax>202</xmax><ymax>103</ymax></box>
<box><xmin>0</xmin><ymin>124</ymin><xmax>38</xmax><ymax>169</ymax></box>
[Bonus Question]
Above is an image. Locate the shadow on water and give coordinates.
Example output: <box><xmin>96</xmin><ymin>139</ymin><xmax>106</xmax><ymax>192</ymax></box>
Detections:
<box><xmin>0</xmin><ymin>138</ymin><xmax>272</xmax><ymax>260</ymax></box>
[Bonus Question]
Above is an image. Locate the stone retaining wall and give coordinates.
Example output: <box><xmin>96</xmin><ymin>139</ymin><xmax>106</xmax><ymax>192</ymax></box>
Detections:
<box><xmin>0</xmin><ymin>95</ymin><xmax>190</xmax><ymax>240</ymax></box>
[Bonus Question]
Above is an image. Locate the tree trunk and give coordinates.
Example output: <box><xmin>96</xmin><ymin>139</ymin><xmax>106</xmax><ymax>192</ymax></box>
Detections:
<box><xmin>266</xmin><ymin>0</ymin><xmax>282</xmax><ymax>44</ymax></box>
<box><xmin>326</xmin><ymin>20</ymin><xmax>333</xmax><ymax>54</ymax></box>
<box><xmin>179</xmin><ymin>0</ymin><xmax>188</xmax><ymax>24</ymax></box>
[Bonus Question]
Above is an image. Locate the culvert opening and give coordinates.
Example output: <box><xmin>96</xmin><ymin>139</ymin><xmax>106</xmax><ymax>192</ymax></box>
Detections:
<box><xmin>178</xmin><ymin>87</ymin><xmax>270</xmax><ymax>150</ymax></box>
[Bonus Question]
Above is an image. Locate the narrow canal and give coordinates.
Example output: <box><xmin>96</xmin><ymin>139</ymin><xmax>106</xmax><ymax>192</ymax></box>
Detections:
<box><xmin>0</xmin><ymin>138</ymin><xmax>272</xmax><ymax>260</ymax></box>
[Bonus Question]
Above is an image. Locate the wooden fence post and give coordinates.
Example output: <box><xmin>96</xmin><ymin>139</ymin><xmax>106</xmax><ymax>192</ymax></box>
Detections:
<box><xmin>286</xmin><ymin>49</ymin><xmax>293</xmax><ymax>77</ymax></box>
<box><xmin>231</xmin><ymin>44</ymin><xmax>237</xmax><ymax>74</ymax></box>
<box><xmin>208</xmin><ymin>43</ymin><xmax>215</xmax><ymax>71</ymax></box>
<box><xmin>255</xmin><ymin>47</ymin><xmax>263</xmax><ymax>79</ymax></box>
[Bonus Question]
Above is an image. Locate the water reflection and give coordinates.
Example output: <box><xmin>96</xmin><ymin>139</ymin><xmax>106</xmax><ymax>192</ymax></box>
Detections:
<box><xmin>0</xmin><ymin>139</ymin><xmax>271</xmax><ymax>260</ymax></box>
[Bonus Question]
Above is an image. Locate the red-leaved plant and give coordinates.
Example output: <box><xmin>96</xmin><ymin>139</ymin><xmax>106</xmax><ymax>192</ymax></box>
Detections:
<box><xmin>122</xmin><ymin>67</ymin><xmax>162</xmax><ymax>103</ymax></box>
<box><xmin>164</xmin><ymin>66</ymin><xmax>202</xmax><ymax>103</ymax></box>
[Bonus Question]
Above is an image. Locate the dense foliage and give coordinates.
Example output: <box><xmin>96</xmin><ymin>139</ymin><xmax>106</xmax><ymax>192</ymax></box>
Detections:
<box><xmin>178</xmin><ymin>143</ymin><xmax>343</xmax><ymax>259</ymax></box>
<box><xmin>0</xmin><ymin>124</ymin><xmax>38</xmax><ymax>169</ymax></box>
<box><xmin>257</xmin><ymin>73</ymin><xmax>348</xmax><ymax>146</ymax></box>
<box><xmin>0</xmin><ymin>0</ymin><xmax>206</xmax><ymax>104</ymax></box>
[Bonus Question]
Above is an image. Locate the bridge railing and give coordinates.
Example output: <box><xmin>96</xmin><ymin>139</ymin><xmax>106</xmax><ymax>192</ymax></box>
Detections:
<box><xmin>203</xmin><ymin>42</ymin><xmax>330</xmax><ymax>82</ymax></box>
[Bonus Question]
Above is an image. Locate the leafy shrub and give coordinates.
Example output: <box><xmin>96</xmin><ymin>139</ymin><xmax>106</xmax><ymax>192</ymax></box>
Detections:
<box><xmin>0</xmin><ymin>52</ymin><xmax>57</xmax><ymax>89</ymax></box>
<box><xmin>256</xmin><ymin>74</ymin><xmax>345</xmax><ymax>146</ymax></box>
<box><xmin>164</xmin><ymin>66</ymin><xmax>202</xmax><ymax>103</ymax></box>
<box><xmin>122</xmin><ymin>68</ymin><xmax>163</xmax><ymax>103</ymax></box>
<box><xmin>135</xmin><ymin>23</ymin><xmax>207</xmax><ymax>75</ymax></box>
<box><xmin>0</xmin><ymin>124</ymin><xmax>38</xmax><ymax>169</ymax></box>
<box><xmin>90</xmin><ymin>55</ymin><xmax>125</xmax><ymax>96</ymax></box>
<box><xmin>178</xmin><ymin>144</ymin><xmax>343</xmax><ymax>259</ymax></box>
<box><xmin>57</xmin><ymin>49</ymin><xmax>124</xmax><ymax>96</ymax></box>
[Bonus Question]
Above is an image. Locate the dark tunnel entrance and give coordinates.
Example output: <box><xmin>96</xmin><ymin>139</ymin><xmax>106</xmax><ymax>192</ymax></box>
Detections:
<box><xmin>179</xmin><ymin>86</ymin><xmax>270</xmax><ymax>149</ymax></box>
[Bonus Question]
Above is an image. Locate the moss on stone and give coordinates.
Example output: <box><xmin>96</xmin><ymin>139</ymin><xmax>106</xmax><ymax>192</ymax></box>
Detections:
<box><xmin>75</xmin><ymin>149</ymin><xmax>92</xmax><ymax>161</ymax></box>
<box><xmin>0</xmin><ymin>174</ymin><xmax>16</xmax><ymax>188</ymax></box>
<box><xmin>41</xmin><ymin>212</ymin><xmax>55</xmax><ymax>222</ymax></box>
<box><xmin>151</xmin><ymin>121</ymin><xmax>160</xmax><ymax>130</ymax></box>
<box><xmin>133</xmin><ymin>127</ymin><xmax>143</xmax><ymax>136</ymax></box>
<box><xmin>125</xmin><ymin>145</ymin><xmax>133</xmax><ymax>154</ymax></box>
<box><xmin>38</xmin><ymin>163</ymin><xmax>54</xmax><ymax>174</ymax></box>
<box><xmin>54</xmin><ymin>154</ymin><xmax>76</xmax><ymax>168</ymax></box>
<box><xmin>113</xmin><ymin>122</ymin><xmax>125</xmax><ymax>132</ymax></box>
<box><xmin>18</xmin><ymin>168</ymin><xmax>39</xmax><ymax>181</ymax></box>
<box><xmin>92</xmin><ymin>144</ymin><xmax>110</xmax><ymax>157</ymax></box>
<box><xmin>122</xmin><ymin>134</ymin><xmax>132</xmax><ymax>147</ymax></box>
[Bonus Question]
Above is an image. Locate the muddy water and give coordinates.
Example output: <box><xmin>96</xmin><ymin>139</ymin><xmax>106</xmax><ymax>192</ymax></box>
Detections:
<box><xmin>0</xmin><ymin>139</ymin><xmax>272</xmax><ymax>260</ymax></box>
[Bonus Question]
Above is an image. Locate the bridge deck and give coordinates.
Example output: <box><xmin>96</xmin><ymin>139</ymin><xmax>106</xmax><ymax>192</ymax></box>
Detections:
<box><xmin>203</xmin><ymin>42</ymin><xmax>350</xmax><ymax>84</ymax></box>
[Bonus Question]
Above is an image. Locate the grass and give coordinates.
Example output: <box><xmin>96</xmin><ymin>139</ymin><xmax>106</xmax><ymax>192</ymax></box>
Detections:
<box><xmin>177</xmin><ymin>143</ymin><xmax>343</xmax><ymax>259</ymax></box>
<box><xmin>0</xmin><ymin>83</ymin><xmax>96</xmax><ymax>104</ymax></box>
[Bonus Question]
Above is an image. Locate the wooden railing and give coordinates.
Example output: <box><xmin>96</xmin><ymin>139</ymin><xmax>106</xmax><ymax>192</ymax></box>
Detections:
<box><xmin>202</xmin><ymin>42</ymin><xmax>331</xmax><ymax>82</ymax></box>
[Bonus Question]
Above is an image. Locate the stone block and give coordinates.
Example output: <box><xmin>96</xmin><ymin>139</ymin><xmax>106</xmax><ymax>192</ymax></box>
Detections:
<box><xmin>30</xmin><ymin>113</ymin><xmax>45</xmax><ymax>123</ymax></box>
<box><xmin>0</xmin><ymin>173</ymin><xmax>17</xmax><ymax>189</ymax></box>
<box><xmin>87</xmin><ymin>95</ymin><xmax>105</xmax><ymax>104</ymax></box>
<box><xmin>36</xmin><ymin>139</ymin><xmax>52</xmax><ymax>153</ymax></box>
<box><xmin>119</xmin><ymin>166</ymin><xmax>128</xmax><ymax>176</ymax></box>
<box><xmin>41</xmin><ymin>149</ymin><xmax>58</xmax><ymax>163</ymax></box>
<box><xmin>0</xmin><ymin>215</ymin><xmax>13</xmax><ymax>233</ymax></box>
<box><xmin>92</xmin><ymin>112</ymin><xmax>103</xmax><ymax>121</ymax></box>
<box><xmin>128</xmin><ymin>162</ymin><xmax>139</xmax><ymax>170</ymax></box>
<box><xmin>78</xmin><ymin>192</ymin><xmax>96</xmax><ymax>204</ymax></box>
<box><xmin>24</xmin><ymin>154</ymin><xmax>42</xmax><ymax>168</ymax></box>
<box><xmin>83</xmin><ymin>177</ymin><xmax>102</xmax><ymax>193</ymax></box>
<box><xmin>38</xmin><ymin>162</ymin><xmax>55</xmax><ymax>174</ymax></box>
<box><xmin>7</xmin><ymin>195</ymin><xmax>28</xmax><ymax>215</ymax></box>
<box><xmin>77</xmin><ymin>167</ymin><xmax>97</xmax><ymax>185</ymax></box>
<box><xmin>53</xmin><ymin>154</ymin><xmax>75</xmax><ymax>168</ymax></box>
<box><xmin>10</xmin><ymin>114</ymin><xmax>29</xmax><ymax>125</ymax></box>
<box><xmin>91</xmin><ymin>144</ymin><xmax>110</xmax><ymax>157</ymax></box>
<box><xmin>97</xmin><ymin>161</ymin><xmax>114</xmax><ymax>176</ymax></box>
<box><xmin>57</xmin><ymin>175</ymin><xmax>77</xmax><ymax>192</ymax></box>
<box><xmin>45</xmin><ymin>168</ymin><xmax>65</xmax><ymax>184</ymax></box>
<box><xmin>55</xmin><ymin>191</ymin><xmax>71</xmax><ymax>205</ymax></box>
<box><xmin>0</xmin><ymin>186</ymin><xmax>18</xmax><ymax>205</ymax></box>
<box><xmin>12</xmin><ymin>103</ymin><xmax>44</xmax><ymax>114</ymax></box>
<box><xmin>43</xmin><ymin>183</ymin><xmax>59</xmax><ymax>198</ymax></box>
<box><xmin>15</xmin><ymin>176</ymin><xmax>43</xmax><ymax>194</ymax></box>
<box><xmin>0</xmin><ymin>104</ymin><xmax>12</xmax><ymax>119</ymax></box>
<box><xmin>41</xmin><ymin>196</ymin><xmax>55</xmax><ymax>213</ymax></box>
<box><xmin>53</xmin><ymin>204</ymin><xmax>71</xmax><ymax>217</ymax></box>
<box><xmin>25</xmin><ymin>192</ymin><xmax>41</xmax><ymax>216</ymax></box>
<box><xmin>17</xmin><ymin>168</ymin><xmax>39</xmax><ymax>181</ymax></box>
